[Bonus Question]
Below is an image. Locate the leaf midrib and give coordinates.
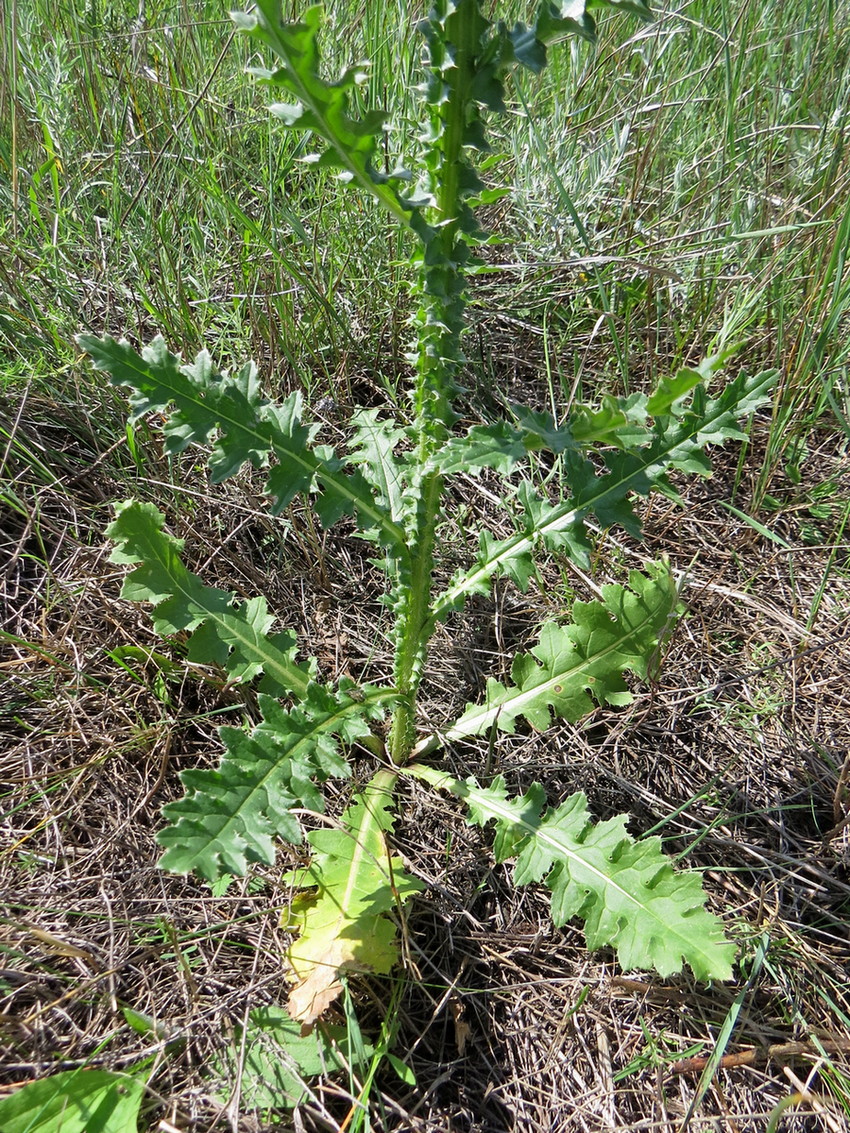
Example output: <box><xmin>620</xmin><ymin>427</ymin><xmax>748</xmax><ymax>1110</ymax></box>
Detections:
<box><xmin>89</xmin><ymin>339</ymin><xmax>409</xmax><ymax>551</ymax></box>
<box><xmin>164</xmin><ymin>688</ymin><xmax>398</xmax><ymax>874</ymax></box>
<box><xmin>411</xmin><ymin>766</ymin><xmax>716</xmax><ymax>969</ymax></box>
<box><xmin>137</xmin><ymin>524</ymin><xmax>313</xmax><ymax>700</ymax></box>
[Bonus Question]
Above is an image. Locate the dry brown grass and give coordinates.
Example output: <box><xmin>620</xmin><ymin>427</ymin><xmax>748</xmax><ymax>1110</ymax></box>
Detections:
<box><xmin>1</xmin><ymin>371</ymin><xmax>849</xmax><ymax>1132</ymax></box>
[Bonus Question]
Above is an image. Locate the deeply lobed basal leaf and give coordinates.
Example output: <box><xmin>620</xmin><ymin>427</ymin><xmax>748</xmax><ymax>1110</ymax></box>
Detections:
<box><xmin>410</xmin><ymin>766</ymin><xmax>735</xmax><ymax>981</ymax></box>
<box><xmin>79</xmin><ymin>333</ymin><xmax>409</xmax><ymax>551</ymax></box>
<box><xmin>107</xmin><ymin>499</ymin><xmax>315</xmax><ymax>698</ymax></box>
<box><xmin>158</xmin><ymin>685</ymin><xmax>398</xmax><ymax>880</ymax></box>
<box><xmin>283</xmin><ymin>770</ymin><xmax>424</xmax><ymax>1025</ymax></box>
<box><xmin>106</xmin><ymin>498</ymin><xmax>402</xmax><ymax>882</ymax></box>
<box><xmin>431</xmin><ymin>367</ymin><xmax>777</xmax><ymax>619</ymax></box>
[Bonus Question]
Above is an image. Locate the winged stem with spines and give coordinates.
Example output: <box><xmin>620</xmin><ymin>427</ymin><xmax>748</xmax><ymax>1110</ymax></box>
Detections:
<box><xmin>79</xmin><ymin>0</ymin><xmax>766</xmax><ymax>1027</ymax></box>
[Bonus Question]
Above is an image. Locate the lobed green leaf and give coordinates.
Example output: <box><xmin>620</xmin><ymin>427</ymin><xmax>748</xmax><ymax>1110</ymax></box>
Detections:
<box><xmin>79</xmin><ymin>333</ymin><xmax>409</xmax><ymax>551</ymax></box>
<box><xmin>108</xmin><ymin>499</ymin><xmax>315</xmax><ymax>699</ymax></box>
<box><xmin>432</xmin><ymin>368</ymin><xmax>777</xmax><ymax>618</ymax></box>
<box><xmin>347</xmin><ymin>409</ymin><xmax>412</xmax><ymax>526</ymax></box>
<box><xmin>234</xmin><ymin>2</ymin><xmax>414</xmax><ymax>226</ymax></box>
<box><xmin>439</xmin><ymin>560</ymin><xmax>680</xmax><ymax>743</ymax></box>
<box><xmin>409</xmin><ymin>765</ymin><xmax>734</xmax><ymax>982</ymax></box>
<box><xmin>158</xmin><ymin>685</ymin><xmax>398</xmax><ymax>880</ymax></box>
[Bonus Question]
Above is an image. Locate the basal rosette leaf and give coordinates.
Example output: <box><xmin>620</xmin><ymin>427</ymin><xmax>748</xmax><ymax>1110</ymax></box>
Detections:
<box><xmin>108</xmin><ymin>499</ymin><xmax>315</xmax><ymax>698</ymax></box>
<box><xmin>431</xmin><ymin>368</ymin><xmax>777</xmax><ymax>619</ymax></box>
<box><xmin>158</xmin><ymin>686</ymin><xmax>398</xmax><ymax>881</ymax></box>
<box><xmin>436</xmin><ymin>560</ymin><xmax>680</xmax><ymax>745</ymax></box>
<box><xmin>283</xmin><ymin>770</ymin><xmax>424</xmax><ymax>1025</ymax></box>
<box><xmin>409</xmin><ymin>766</ymin><xmax>734</xmax><ymax>982</ymax></box>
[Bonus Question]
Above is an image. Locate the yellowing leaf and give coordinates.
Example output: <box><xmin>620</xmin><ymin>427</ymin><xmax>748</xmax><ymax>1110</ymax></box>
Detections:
<box><xmin>283</xmin><ymin>770</ymin><xmax>423</xmax><ymax>1025</ymax></box>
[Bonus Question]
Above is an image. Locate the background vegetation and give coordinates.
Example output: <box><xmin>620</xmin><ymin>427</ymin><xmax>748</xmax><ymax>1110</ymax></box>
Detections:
<box><xmin>1</xmin><ymin>1</ymin><xmax>848</xmax><ymax>1130</ymax></box>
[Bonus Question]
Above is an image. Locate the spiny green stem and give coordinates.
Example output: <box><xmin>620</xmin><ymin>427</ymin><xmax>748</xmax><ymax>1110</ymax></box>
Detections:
<box><xmin>390</xmin><ymin>2</ymin><xmax>487</xmax><ymax>759</ymax></box>
<box><xmin>389</xmin><ymin>469</ymin><xmax>444</xmax><ymax>764</ymax></box>
<box><xmin>411</xmin><ymin>0</ymin><xmax>484</xmax><ymax>451</ymax></box>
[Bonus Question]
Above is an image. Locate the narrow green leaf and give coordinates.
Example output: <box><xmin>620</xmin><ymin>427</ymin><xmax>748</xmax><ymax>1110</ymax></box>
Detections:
<box><xmin>718</xmin><ymin>500</ymin><xmax>793</xmax><ymax>548</ymax></box>
<box><xmin>386</xmin><ymin>1052</ymin><xmax>417</xmax><ymax>1086</ymax></box>
<box><xmin>122</xmin><ymin>1007</ymin><xmax>172</xmax><ymax>1040</ymax></box>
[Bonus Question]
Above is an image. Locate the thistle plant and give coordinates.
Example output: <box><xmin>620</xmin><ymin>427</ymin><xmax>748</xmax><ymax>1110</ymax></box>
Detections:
<box><xmin>79</xmin><ymin>0</ymin><xmax>774</xmax><ymax>1029</ymax></box>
